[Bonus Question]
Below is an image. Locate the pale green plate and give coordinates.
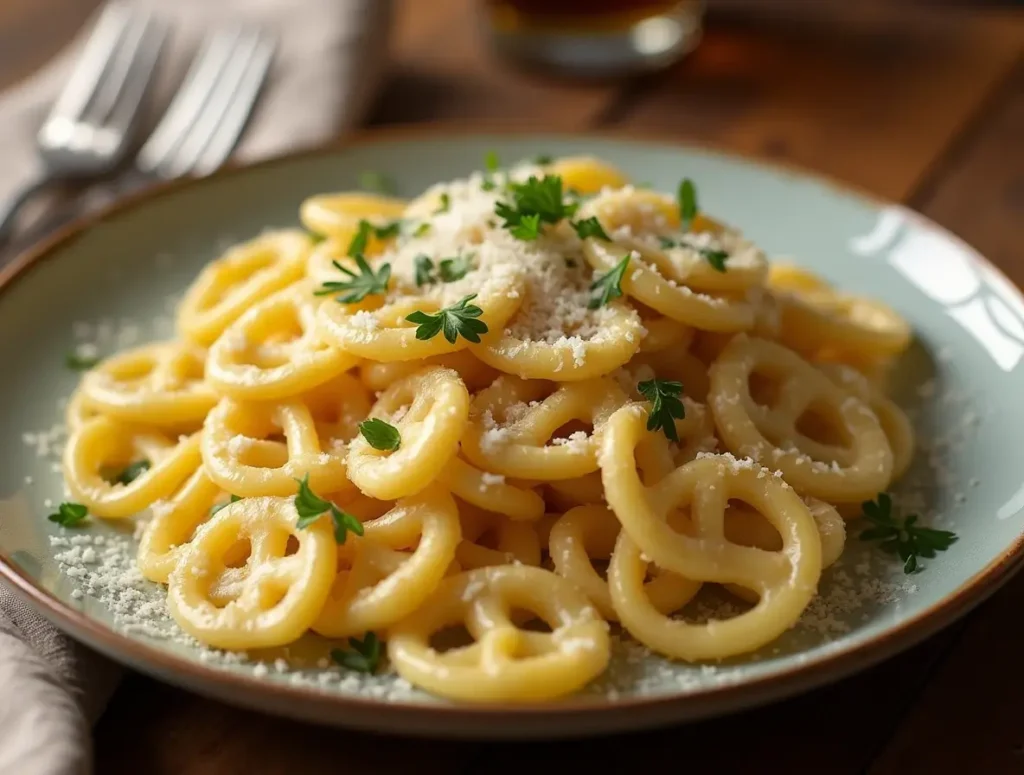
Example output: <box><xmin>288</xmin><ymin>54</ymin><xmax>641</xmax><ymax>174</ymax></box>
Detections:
<box><xmin>2</xmin><ymin>130</ymin><xmax>1023</xmax><ymax>738</ymax></box>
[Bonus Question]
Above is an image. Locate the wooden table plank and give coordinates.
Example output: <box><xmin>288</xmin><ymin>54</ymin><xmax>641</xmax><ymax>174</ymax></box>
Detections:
<box><xmin>614</xmin><ymin>1</ymin><xmax>1023</xmax><ymax>201</ymax></box>
<box><xmin>867</xmin><ymin>63</ymin><xmax>1024</xmax><ymax>775</ymax></box>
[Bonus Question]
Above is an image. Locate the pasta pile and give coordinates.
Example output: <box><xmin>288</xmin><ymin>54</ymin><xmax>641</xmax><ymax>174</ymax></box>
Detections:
<box><xmin>61</xmin><ymin>156</ymin><xmax>915</xmax><ymax>703</ymax></box>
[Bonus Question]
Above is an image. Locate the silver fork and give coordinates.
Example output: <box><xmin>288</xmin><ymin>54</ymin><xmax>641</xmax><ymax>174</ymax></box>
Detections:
<box><xmin>0</xmin><ymin>2</ymin><xmax>167</xmax><ymax>245</ymax></box>
<box><xmin>4</xmin><ymin>26</ymin><xmax>276</xmax><ymax>257</ymax></box>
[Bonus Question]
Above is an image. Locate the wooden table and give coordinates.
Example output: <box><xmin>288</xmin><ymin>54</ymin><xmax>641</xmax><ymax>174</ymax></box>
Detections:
<box><xmin>4</xmin><ymin>0</ymin><xmax>1023</xmax><ymax>772</ymax></box>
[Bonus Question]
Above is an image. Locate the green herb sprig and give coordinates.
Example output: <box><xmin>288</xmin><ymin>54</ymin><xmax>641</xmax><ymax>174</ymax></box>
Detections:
<box><xmin>210</xmin><ymin>494</ymin><xmax>241</xmax><ymax>518</ymax></box>
<box><xmin>358</xmin><ymin>170</ymin><xmax>396</xmax><ymax>195</ymax></box>
<box><xmin>588</xmin><ymin>255</ymin><xmax>630</xmax><ymax>309</ymax></box>
<box><xmin>48</xmin><ymin>502</ymin><xmax>88</xmax><ymax>527</ymax></box>
<box><xmin>358</xmin><ymin>418</ymin><xmax>401</xmax><ymax>451</ymax></box>
<box><xmin>859</xmin><ymin>493</ymin><xmax>958</xmax><ymax>574</ymax></box>
<box><xmin>65</xmin><ymin>352</ymin><xmax>100</xmax><ymax>371</ymax></box>
<box><xmin>294</xmin><ymin>474</ymin><xmax>364</xmax><ymax>544</ymax></box>
<box><xmin>405</xmin><ymin>294</ymin><xmax>488</xmax><ymax>344</ymax></box>
<box><xmin>637</xmin><ymin>379</ymin><xmax>686</xmax><ymax>442</ymax></box>
<box><xmin>331</xmin><ymin>632</ymin><xmax>381</xmax><ymax>673</ymax></box>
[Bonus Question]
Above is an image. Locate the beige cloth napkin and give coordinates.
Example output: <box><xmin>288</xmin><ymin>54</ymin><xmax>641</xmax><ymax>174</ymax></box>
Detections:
<box><xmin>0</xmin><ymin>1</ymin><xmax>392</xmax><ymax>773</ymax></box>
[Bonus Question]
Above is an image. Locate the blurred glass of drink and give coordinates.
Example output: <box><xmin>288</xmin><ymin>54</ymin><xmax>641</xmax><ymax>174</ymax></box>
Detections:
<box><xmin>482</xmin><ymin>0</ymin><xmax>704</xmax><ymax>77</ymax></box>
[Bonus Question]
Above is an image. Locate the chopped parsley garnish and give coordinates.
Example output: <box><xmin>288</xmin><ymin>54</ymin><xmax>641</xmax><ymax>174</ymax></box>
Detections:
<box><xmin>210</xmin><ymin>494</ymin><xmax>241</xmax><ymax>517</ymax></box>
<box><xmin>373</xmin><ymin>220</ymin><xmax>402</xmax><ymax>241</ymax></box>
<box><xmin>485</xmin><ymin>151</ymin><xmax>500</xmax><ymax>172</ymax></box>
<box><xmin>331</xmin><ymin>632</ymin><xmax>381</xmax><ymax>674</ymax></box>
<box><xmin>309</xmin><ymin>231</ymin><xmax>327</xmax><ymax>245</ymax></box>
<box><xmin>655</xmin><ymin>235</ymin><xmax>728</xmax><ymax>272</ymax></box>
<box><xmin>637</xmin><ymin>379</ymin><xmax>685</xmax><ymax>442</ymax></box>
<box><xmin>414</xmin><ymin>255</ymin><xmax>435</xmax><ymax>287</ymax></box>
<box><xmin>100</xmin><ymin>460</ymin><xmax>150</xmax><ymax>486</ymax></box>
<box><xmin>572</xmin><ymin>216</ymin><xmax>611</xmax><ymax>242</ymax></box>
<box><xmin>358</xmin><ymin>418</ymin><xmax>401</xmax><ymax>451</ymax></box>
<box><xmin>413</xmin><ymin>222</ymin><xmax>431</xmax><ymax>238</ymax></box>
<box><xmin>346</xmin><ymin>220</ymin><xmax>373</xmax><ymax>257</ymax></box>
<box><xmin>65</xmin><ymin>352</ymin><xmax>100</xmax><ymax>371</ymax></box>
<box><xmin>678</xmin><ymin>178</ymin><xmax>698</xmax><ymax>232</ymax></box>
<box><xmin>439</xmin><ymin>253</ymin><xmax>474</xmax><ymax>282</ymax></box>
<box><xmin>405</xmin><ymin>294</ymin><xmax>488</xmax><ymax>344</ymax></box>
<box><xmin>48</xmin><ymin>502</ymin><xmax>88</xmax><ymax>527</ymax></box>
<box><xmin>588</xmin><ymin>254</ymin><xmax>630</xmax><ymax>309</ymax></box>
<box><xmin>495</xmin><ymin>174</ymin><xmax>578</xmax><ymax>240</ymax></box>
<box><xmin>294</xmin><ymin>474</ymin><xmax>364</xmax><ymax>544</ymax></box>
<box><xmin>314</xmin><ymin>255</ymin><xmax>391</xmax><ymax>303</ymax></box>
<box><xmin>859</xmin><ymin>493</ymin><xmax>958</xmax><ymax>574</ymax></box>
<box><xmin>534</xmin><ymin>154</ymin><xmax>553</xmax><ymax>165</ymax></box>
<box><xmin>435</xmin><ymin>192</ymin><xmax>451</xmax><ymax>214</ymax></box>
<box><xmin>358</xmin><ymin>170</ymin><xmax>396</xmax><ymax>195</ymax></box>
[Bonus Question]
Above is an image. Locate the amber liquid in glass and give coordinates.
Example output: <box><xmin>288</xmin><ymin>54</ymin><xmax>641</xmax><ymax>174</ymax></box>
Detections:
<box><xmin>483</xmin><ymin>0</ymin><xmax>702</xmax><ymax>76</ymax></box>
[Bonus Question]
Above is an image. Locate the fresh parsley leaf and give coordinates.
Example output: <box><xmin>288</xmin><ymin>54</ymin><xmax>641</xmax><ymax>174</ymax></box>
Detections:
<box><xmin>435</xmin><ymin>193</ymin><xmax>451</xmax><ymax>214</ymax></box>
<box><xmin>509</xmin><ymin>212</ymin><xmax>542</xmax><ymax>241</ymax></box>
<box><xmin>65</xmin><ymin>352</ymin><xmax>100</xmax><ymax>371</ymax></box>
<box><xmin>309</xmin><ymin>231</ymin><xmax>327</xmax><ymax>245</ymax></box>
<box><xmin>331</xmin><ymin>632</ymin><xmax>381</xmax><ymax>674</ymax></box>
<box><xmin>678</xmin><ymin>178</ymin><xmax>698</xmax><ymax>232</ymax></box>
<box><xmin>414</xmin><ymin>254</ymin><xmax>435</xmax><ymax>287</ymax></box>
<box><xmin>314</xmin><ymin>255</ymin><xmax>391</xmax><ymax>304</ymax></box>
<box><xmin>495</xmin><ymin>174</ymin><xmax>577</xmax><ymax>240</ymax></box>
<box><xmin>413</xmin><ymin>222</ymin><xmax>431</xmax><ymax>238</ymax></box>
<box><xmin>347</xmin><ymin>220</ymin><xmax>373</xmax><ymax>258</ymax></box>
<box><xmin>859</xmin><ymin>493</ymin><xmax>958</xmax><ymax>574</ymax></box>
<box><xmin>210</xmin><ymin>494</ymin><xmax>242</xmax><ymax>518</ymax></box>
<box><xmin>358</xmin><ymin>418</ymin><xmax>401</xmax><ymax>451</ymax></box>
<box><xmin>294</xmin><ymin>474</ymin><xmax>364</xmax><ymax>544</ymax></box>
<box><xmin>481</xmin><ymin>179</ymin><xmax>497</xmax><ymax>192</ymax></box>
<box><xmin>115</xmin><ymin>460</ymin><xmax>150</xmax><ymax>485</ymax></box>
<box><xmin>572</xmin><ymin>216</ymin><xmax>611</xmax><ymax>241</ymax></box>
<box><xmin>701</xmin><ymin>248</ymin><xmax>729</xmax><ymax>273</ymax></box>
<box><xmin>534</xmin><ymin>154</ymin><xmax>553</xmax><ymax>165</ymax></box>
<box><xmin>485</xmin><ymin>151</ymin><xmax>500</xmax><ymax>172</ymax></box>
<box><xmin>48</xmin><ymin>502</ymin><xmax>88</xmax><ymax>527</ymax></box>
<box><xmin>373</xmin><ymin>220</ymin><xmax>402</xmax><ymax>241</ymax></box>
<box><xmin>439</xmin><ymin>253</ymin><xmax>474</xmax><ymax>282</ymax></box>
<box><xmin>637</xmin><ymin>379</ymin><xmax>685</xmax><ymax>442</ymax></box>
<box><xmin>358</xmin><ymin>170</ymin><xmax>396</xmax><ymax>195</ymax></box>
<box><xmin>588</xmin><ymin>254</ymin><xmax>630</xmax><ymax>309</ymax></box>
<box><xmin>405</xmin><ymin>294</ymin><xmax>489</xmax><ymax>344</ymax></box>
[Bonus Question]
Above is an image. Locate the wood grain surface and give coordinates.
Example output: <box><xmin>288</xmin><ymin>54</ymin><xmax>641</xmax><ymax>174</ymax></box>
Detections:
<box><xmin>1</xmin><ymin>0</ymin><xmax>1021</xmax><ymax>772</ymax></box>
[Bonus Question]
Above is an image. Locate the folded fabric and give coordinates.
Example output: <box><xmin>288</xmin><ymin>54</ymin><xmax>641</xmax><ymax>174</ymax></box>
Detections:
<box><xmin>0</xmin><ymin>2</ymin><xmax>392</xmax><ymax>773</ymax></box>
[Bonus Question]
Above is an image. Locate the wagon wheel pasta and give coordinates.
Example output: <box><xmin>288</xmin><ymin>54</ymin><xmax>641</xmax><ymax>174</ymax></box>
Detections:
<box><xmin>60</xmin><ymin>154</ymin><xmax>919</xmax><ymax>703</ymax></box>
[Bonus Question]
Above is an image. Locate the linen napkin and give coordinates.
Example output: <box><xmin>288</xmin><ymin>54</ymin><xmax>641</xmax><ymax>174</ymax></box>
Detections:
<box><xmin>0</xmin><ymin>1</ymin><xmax>392</xmax><ymax>773</ymax></box>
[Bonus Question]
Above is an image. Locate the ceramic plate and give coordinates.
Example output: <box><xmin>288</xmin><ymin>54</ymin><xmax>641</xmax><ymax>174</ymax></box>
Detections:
<box><xmin>2</xmin><ymin>130</ymin><xmax>1023</xmax><ymax>738</ymax></box>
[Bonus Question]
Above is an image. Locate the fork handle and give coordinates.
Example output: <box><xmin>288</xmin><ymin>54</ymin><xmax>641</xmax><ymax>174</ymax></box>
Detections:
<box><xmin>0</xmin><ymin>171</ymin><xmax>61</xmax><ymax>246</ymax></box>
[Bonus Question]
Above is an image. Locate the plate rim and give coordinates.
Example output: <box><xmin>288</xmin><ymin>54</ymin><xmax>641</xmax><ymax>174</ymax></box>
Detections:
<box><xmin>3</xmin><ymin>124</ymin><xmax>1024</xmax><ymax>732</ymax></box>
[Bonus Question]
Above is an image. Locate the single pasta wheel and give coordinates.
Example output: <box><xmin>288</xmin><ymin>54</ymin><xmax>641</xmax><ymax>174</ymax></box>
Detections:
<box><xmin>708</xmin><ymin>335</ymin><xmax>894</xmax><ymax>503</ymax></box>
<box><xmin>298</xmin><ymin>191</ymin><xmax>406</xmax><ymax>239</ymax></box>
<box><xmin>205</xmin><ymin>282</ymin><xmax>359</xmax><ymax>401</ymax></box>
<box><xmin>315</xmin><ymin>268</ymin><xmax>525</xmax><ymax>362</ymax></box>
<box><xmin>137</xmin><ymin>468</ymin><xmax>222</xmax><ymax>583</ymax></box>
<box><xmin>167</xmin><ymin>496</ymin><xmax>337</xmax><ymax>650</ymax></box>
<box><xmin>78</xmin><ymin>341</ymin><xmax>216</xmax><ymax>428</ymax></box>
<box><xmin>387</xmin><ymin>565</ymin><xmax>610</xmax><ymax>703</ymax></box>
<box><xmin>582</xmin><ymin>238</ymin><xmax>755</xmax><ymax>333</ymax></box>
<box><xmin>542</xmin><ymin>156</ymin><xmax>630</xmax><ymax>194</ymax></box>
<box><xmin>461</xmin><ymin>375</ymin><xmax>629</xmax><ymax>481</ymax></box>
<box><xmin>440</xmin><ymin>456</ymin><xmax>545</xmax><ymax>522</ymax></box>
<box><xmin>312</xmin><ymin>485</ymin><xmax>461</xmax><ymax>638</ymax></box>
<box><xmin>472</xmin><ymin>299</ymin><xmax>643</xmax><ymax>382</ymax></box>
<box><xmin>549</xmin><ymin>505</ymin><xmax>700</xmax><ymax>621</ymax></box>
<box><xmin>63</xmin><ymin>417</ymin><xmax>202</xmax><ymax>518</ymax></box>
<box><xmin>202</xmin><ymin>396</ymin><xmax>350</xmax><ymax>498</ymax></box>
<box><xmin>775</xmin><ymin>287</ymin><xmax>912</xmax><ymax>361</ymax></box>
<box><xmin>455</xmin><ymin>503</ymin><xmax>542</xmax><ymax>569</ymax></box>
<box><xmin>347</xmin><ymin>366</ymin><xmax>469</xmax><ymax>500</ymax></box>
<box><xmin>176</xmin><ymin>230</ymin><xmax>310</xmax><ymax>347</ymax></box>
<box><xmin>600</xmin><ymin>406</ymin><xmax>822</xmax><ymax>660</ymax></box>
